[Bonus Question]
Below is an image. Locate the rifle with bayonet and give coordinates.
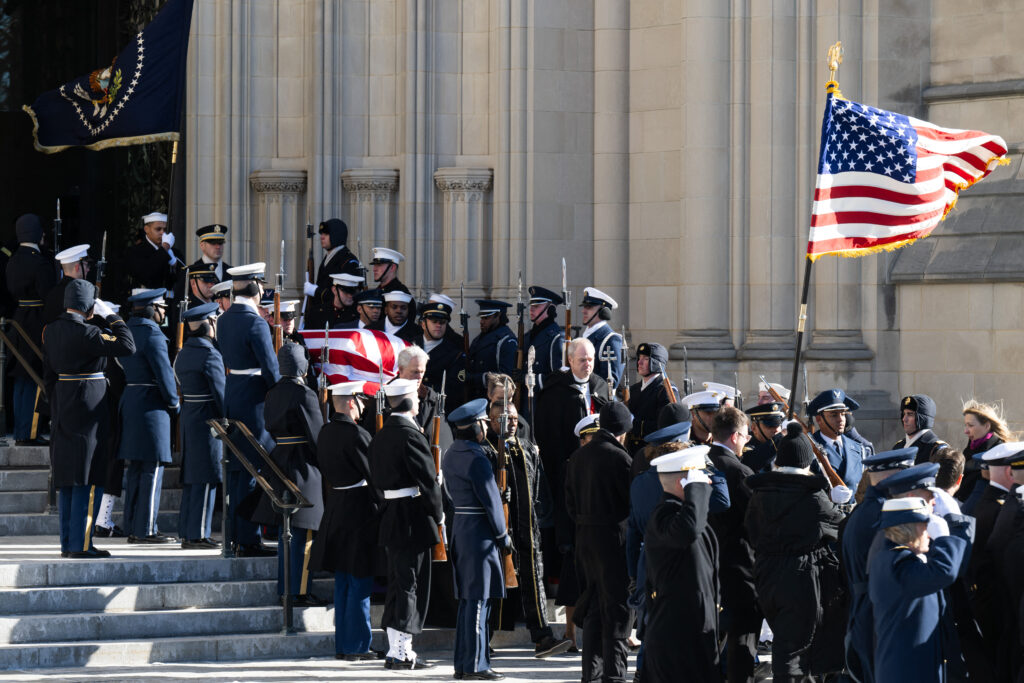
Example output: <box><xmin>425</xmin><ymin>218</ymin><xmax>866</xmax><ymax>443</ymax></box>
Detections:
<box><xmin>430</xmin><ymin>371</ymin><xmax>449</xmax><ymax>563</ymax></box>
<box><xmin>515</xmin><ymin>272</ymin><xmax>525</xmax><ymax>407</ymax></box>
<box><xmin>525</xmin><ymin>347</ymin><xmax>537</xmax><ymax>430</ymax></box>
<box><xmin>561</xmin><ymin>258</ymin><xmax>571</xmax><ymax>365</ymax></box>
<box><xmin>95</xmin><ymin>231</ymin><xmax>107</xmax><ymax>299</ymax></box>
<box><xmin>376</xmin><ymin>365</ymin><xmax>386</xmax><ymax>433</ymax></box>
<box><xmin>620</xmin><ymin>325</ymin><xmax>631</xmax><ymax>403</ymax></box>
<box><xmin>318</xmin><ymin>326</ymin><xmax>329</xmax><ymax>422</ymax></box>
<box><xmin>460</xmin><ymin>282</ymin><xmax>470</xmax><ymax>401</ymax></box>
<box><xmin>682</xmin><ymin>344</ymin><xmax>693</xmax><ymax>397</ymax></box>
<box><xmin>53</xmin><ymin>199</ymin><xmax>62</xmax><ymax>255</ymax></box>
<box><xmin>802</xmin><ymin>365</ymin><xmax>811</xmax><ymax>422</ymax></box>
<box><xmin>176</xmin><ymin>266</ymin><xmax>189</xmax><ymax>352</ymax></box>
<box><xmin>734</xmin><ymin>371</ymin><xmax>743</xmax><ymax>410</ymax></box>
<box><xmin>498</xmin><ymin>387</ymin><xmax>519</xmax><ymax>589</ymax></box>
<box><xmin>301</xmin><ymin>223</ymin><xmax>314</xmax><ymax>329</ymax></box>
<box><xmin>273</xmin><ymin>240</ymin><xmax>284</xmax><ymax>351</ymax></box>
<box><xmin>600</xmin><ymin>344</ymin><xmax>618</xmax><ymax>401</ymax></box>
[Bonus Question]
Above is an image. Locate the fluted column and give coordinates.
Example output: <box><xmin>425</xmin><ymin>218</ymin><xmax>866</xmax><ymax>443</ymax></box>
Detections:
<box><xmin>249</xmin><ymin>169</ymin><xmax>307</xmax><ymax>299</ymax></box>
<box><xmin>434</xmin><ymin>168</ymin><xmax>493</xmax><ymax>300</ymax></box>
<box><xmin>341</xmin><ymin>169</ymin><xmax>400</xmax><ymax>264</ymax></box>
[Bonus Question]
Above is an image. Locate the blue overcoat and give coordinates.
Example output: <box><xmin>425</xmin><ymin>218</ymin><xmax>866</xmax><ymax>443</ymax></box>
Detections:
<box><xmin>586</xmin><ymin>322</ymin><xmax>624</xmax><ymax>389</ymax></box>
<box><xmin>118</xmin><ymin>317</ymin><xmax>178</xmax><ymax>463</ymax></box>
<box><xmin>173</xmin><ymin>335</ymin><xmax>225</xmax><ymax>484</ymax></box>
<box><xmin>811</xmin><ymin>431</ymin><xmax>865</xmax><ymax>490</ymax></box>
<box><xmin>441</xmin><ymin>438</ymin><xmax>508</xmax><ymax>600</ymax></box>
<box><xmin>523</xmin><ymin>317</ymin><xmax>564</xmax><ymax>389</ymax></box>
<box><xmin>840</xmin><ymin>484</ymin><xmax>885</xmax><ymax>683</ymax></box>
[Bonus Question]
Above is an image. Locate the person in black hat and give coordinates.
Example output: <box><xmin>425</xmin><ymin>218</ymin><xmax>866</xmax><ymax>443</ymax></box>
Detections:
<box><xmin>523</xmin><ymin>286</ymin><xmax>565</xmax><ymax>390</ymax></box>
<box><xmin>7</xmin><ymin>213</ymin><xmax>57</xmax><ymax>445</ymax></box>
<box><xmin>743</xmin><ymin>401</ymin><xmax>786</xmax><ymax>473</ymax></box>
<box><xmin>466</xmin><ymin>300</ymin><xmax>518</xmax><ymax>399</ymax></box>
<box><xmin>171</xmin><ymin>223</ymin><xmax>233</xmax><ymax>323</ymax></box>
<box><xmin>302</xmin><ymin>218</ymin><xmax>363</xmax><ymax>330</ymax></box>
<box><xmin>578</xmin><ymin>287</ymin><xmax>623</xmax><ymax>391</ymax></box>
<box><xmin>565</xmin><ymin>401</ymin><xmax>634</xmax><ymax>683</ymax></box>
<box><xmin>443</xmin><ymin>398</ymin><xmax>511</xmax><ymax>680</ymax></box>
<box><xmin>893</xmin><ymin>395</ymin><xmax>948</xmax><ymax>464</ymax></box>
<box><xmin>808</xmin><ymin>388</ymin><xmax>867</xmax><ymax>490</ymax></box>
<box><xmin>334</xmin><ymin>288</ymin><xmax>383</xmax><ymax>330</ymax></box>
<box><xmin>746</xmin><ymin>422</ymin><xmax>847</xmax><ymax>681</ymax></box>
<box><xmin>625</xmin><ymin>342</ymin><xmax>677</xmax><ymax>454</ymax></box>
<box><xmin>43</xmin><ymin>279</ymin><xmax>136</xmax><ymax>557</ymax></box>
<box><xmin>118</xmin><ymin>289</ymin><xmax>179</xmax><ymax>544</ymax></box>
<box><xmin>173</xmin><ymin>302</ymin><xmax>225</xmax><ymax>550</ymax></box>
<box><xmin>192</xmin><ymin>223</ymin><xmax>232</xmax><ymax>281</ymax></box>
<box><xmin>414</xmin><ymin>300</ymin><xmax>467</xmax><ymax>401</ymax></box>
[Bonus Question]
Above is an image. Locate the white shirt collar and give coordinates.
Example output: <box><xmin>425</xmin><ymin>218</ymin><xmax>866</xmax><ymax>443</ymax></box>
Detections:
<box><xmin>641</xmin><ymin>373</ymin><xmax>661</xmax><ymax>391</ymax></box>
<box><xmin>989</xmin><ymin>480</ymin><xmax>1010</xmax><ymax>493</ymax></box>
<box><xmin>423</xmin><ymin>338</ymin><xmax>442</xmax><ymax>353</ymax></box>
<box><xmin>385</xmin><ymin>318</ymin><xmax>401</xmax><ymax>336</ymax></box>
<box><xmin>582</xmin><ymin>321</ymin><xmax>607</xmax><ymax>339</ymax></box>
<box><xmin>904</xmin><ymin>428</ymin><xmax>931</xmax><ymax>447</ymax></box>
<box><xmin>19</xmin><ymin>242</ymin><xmax>39</xmax><ymax>251</ymax></box>
<box><xmin>322</xmin><ymin>245</ymin><xmax>342</xmax><ymax>265</ymax></box>
<box><xmin>235</xmin><ymin>296</ymin><xmax>260</xmax><ymax>313</ymax></box>
<box><xmin>392</xmin><ymin>411</ymin><xmax>418</xmax><ymax>426</ymax></box>
<box><xmin>145</xmin><ymin>236</ymin><xmax>162</xmax><ymax>250</ymax></box>
<box><xmin>712</xmin><ymin>441</ymin><xmax>735</xmax><ymax>456</ymax></box>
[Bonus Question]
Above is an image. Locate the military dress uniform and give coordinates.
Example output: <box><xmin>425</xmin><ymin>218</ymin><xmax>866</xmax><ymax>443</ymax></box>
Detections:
<box><xmin>579</xmin><ymin>288</ymin><xmax>624</xmax><ymax>390</ymax></box>
<box><xmin>218</xmin><ymin>264</ymin><xmax>281</xmax><ymax>552</ymax></box>
<box><xmin>126</xmin><ymin>214</ymin><xmax>181</xmax><ymax>290</ymax></box>
<box><xmin>626</xmin><ymin>343</ymin><xmax>677</xmax><ymax>453</ymax></box>
<box><xmin>892</xmin><ymin>395</ymin><xmax>948</xmax><ymax>464</ymax></box>
<box><xmin>303</xmin><ymin>219</ymin><xmax>363</xmax><ymax>330</ymax></box>
<box><xmin>442</xmin><ymin>399</ymin><xmax>510</xmax><ymax>678</ymax></box>
<box><xmin>414</xmin><ymin>302</ymin><xmax>467</xmax><ymax>400</ymax></box>
<box><xmin>118</xmin><ymin>289</ymin><xmax>179</xmax><ymax>542</ymax></box>
<box><xmin>370</xmin><ymin>248</ymin><xmax>417</xmax><ymax>318</ymax></box>
<box><xmin>172</xmin><ymin>303</ymin><xmax>225</xmax><ymax>547</ymax></box>
<box><xmin>808</xmin><ymin>389</ymin><xmax>867</xmax><ymax>490</ymax></box>
<box><xmin>743</xmin><ymin>402</ymin><xmax>786</xmax><ymax>473</ymax></box>
<box><xmin>523</xmin><ymin>286</ymin><xmax>565</xmax><ymax>390</ymax></box>
<box><xmin>466</xmin><ymin>300</ymin><xmax>518</xmax><ymax>399</ymax></box>
<box><xmin>43</xmin><ymin>279</ymin><xmax>136</xmax><ymax>557</ymax></box>
<box><xmin>7</xmin><ymin>214</ymin><xmax>57</xmax><ymax>442</ymax></box>
<box><xmin>42</xmin><ymin>244</ymin><xmax>92</xmax><ymax>325</ymax></box>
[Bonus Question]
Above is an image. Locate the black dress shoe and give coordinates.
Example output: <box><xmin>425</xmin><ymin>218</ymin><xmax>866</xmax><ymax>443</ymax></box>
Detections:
<box><xmin>534</xmin><ymin>635</ymin><xmax>573</xmax><ymax>658</ymax></box>
<box><xmin>201</xmin><ymin>537</ymin><xmax>222</xmax><ymax>547</ymax></box>
<box><xmin>336</xmin><ymin>651</ymin><xmax>381</xmax><ymax>661</ymax></box>
<box><xmin>282</xmin><ymin>593</ymin><xmax>329</xmax><ymax>607</ymax></box>
<box><xmin>182</xmin><ymin>539</ymin><xmax>220</xmax><ymax>550</ymax></box>
<box><xmin>94</xmin><ymin>525</ymin><xmax>127</xmax><ymax>538</ymax></box>
<box><xmin>60</xmin><ymin>551</ymin><xmax>70</xmax><ymax>558</ymax></box>
<box><xmin>15</xmin><ymin>438</ymin><xmax>47</xmax><ymax>447</ymax></box>
<box><xmin>461</xmin><ymin>670</ymin><xmax>505</xmax><ymax>681</ymax></box>
<box><xmin>69</xmin><ymin>548</ymin><xmax>111</xmax><ymax>559</ymax></box>
<box><xmin>236</xmin><ymin>543</ymin><xmax>276</xmax><ymax>557</ymax></box>
<box><xmin>128</xmin><ymin>533</ymin><xmax>176</xmax><ymax>544</ymax></box>
<box><xmin>384</xmin><ymin>657</ymin><xmax>435</xmax><ymax>670</ymax></box>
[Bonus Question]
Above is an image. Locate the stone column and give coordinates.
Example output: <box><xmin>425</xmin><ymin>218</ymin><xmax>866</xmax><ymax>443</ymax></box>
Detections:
<box><xmin>341</xmin><ymin>169</ymin><xmax>400</xmax><ymax>265</ymax></box>
<box><xmin>434</xmin><ymin>168</ymin><xmax>493</xmax><ymax>299</ymax></box>
<box><xmin>249</xmin><ymin>169</ymin><xmax>308</xmax><ymax>299</ymax></box>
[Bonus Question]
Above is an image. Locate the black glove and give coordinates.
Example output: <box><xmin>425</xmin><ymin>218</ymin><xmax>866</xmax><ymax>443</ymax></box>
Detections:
<box><xmin>498</xmin><ymin>533</ymin><xmax>514</xmax><ymax>554</ymax></box>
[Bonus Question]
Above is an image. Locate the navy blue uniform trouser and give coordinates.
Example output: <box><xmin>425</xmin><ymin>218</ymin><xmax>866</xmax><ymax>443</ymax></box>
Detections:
<box><xmin>277</xmin><ymin>526</ymin><xmax>315</xmax><ymax>596</ymax></box>
<box><xmin>334</xmin><ymin>572</ymin><xmax>374</xmax><ymax>655</ymax></box>
<box><xmin>179</xmin><ymin>483</ymin><xmax>217</xmax><ymax>541</ymax></box>
<box><xmin>226</xmin><ymin>469</ymin><xmax>260</xmax><ymax>547</ymax></box>
<box><xmin>123</xmin><ymin>461</ymin><xmax>163</xmax><ymax>538</ymax></box>
<box><xmin>13</xmin><ymin>377</ymin><xmax>37</xmax><ymax>440</ymax></box>
<box><xmin>58</xmin><ymin>485</ymin><xmax>103</xmax><ymax>553</ymax></box>
<box><xmin>455</xmin><ymin>599</ymin><xmax>493</xmax><ymax>674</ymax></box>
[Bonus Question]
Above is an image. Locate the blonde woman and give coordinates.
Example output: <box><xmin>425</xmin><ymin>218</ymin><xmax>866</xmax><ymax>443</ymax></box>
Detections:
<box><xmin>960</xmin><ymin>400</ymin><xmax>1013</xmax><ymax>508</ymax></box>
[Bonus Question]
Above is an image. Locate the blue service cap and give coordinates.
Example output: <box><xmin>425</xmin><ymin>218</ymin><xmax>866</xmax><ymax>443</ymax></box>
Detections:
<box><xmin>476</xmin><ymin>299</ymin><xmax>512</xmax><ymax>316</ymax></box>
<box><xmin>807</xmin><ymin>388</ymin><xmax>860</xmax><ymax>415</ymax></box>
<box><xmin>645</xmin><ymin>420</ymin><xmax>692</xmax><ymax>446</ymax></box>
<box><xmin>354</xmin><ymin>289</ymin><xmax>383</xmax><ymax>306</ymax></box>
<box><xmin>448</xmin><ymin>398</ymin><xmax>489</xmax><ymax>427</ymax></box>
<box><xmin>182</xmin><ymin>302</ymin><xmax>220</xmax><ymax>322</ymax></box>
<box><xmin>879</xmin><ymin>462</ymin><xmax>939</xmax><ymax>496</ymax></box>
<box><xmin>127</xmin><ymin>288</ymin><xmax>167</xmax><ymax>306</ymax></box>
<box><xmin>879</xmin><ymin>497</ymin><xmax>932</xmax><ymax>528</ymax></box>
<box><xmin>528</xmin><ymin>286</ymin><xmax>564</xmax><ymax>306</ymax></box>
<box><xmin>862</xmin><ymin>447</ymin><xmax>918</xmax><ymax>473</ymax></box>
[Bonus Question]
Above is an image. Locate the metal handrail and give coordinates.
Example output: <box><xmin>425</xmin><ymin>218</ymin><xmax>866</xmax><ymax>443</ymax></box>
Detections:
<box><xmin>7</xmin><ymin>319</ymin><xmax>44</xmax><ymax>361</ymax></box>
<box><xmin>0</xmin><ymin>322</ymin><xmax>45</xmax><ymax>393</ymax></box>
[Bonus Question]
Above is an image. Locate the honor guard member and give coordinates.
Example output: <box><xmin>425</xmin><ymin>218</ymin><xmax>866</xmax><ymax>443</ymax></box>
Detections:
<box><xmin>211</xmin><ymin>280</ymin><xmax>232</xmax><ymax>311</ymax></box>
<box><xmin>279</xmin><ymin>300</ymin><xmax>316</xmax><ymax>388</ymax></box>
<box><xmin>579</xmin><ymin>287</ymin><xmax>623</xmax><ymax>390</ymax></box>
<box><xmin>565</xmin><ymin>402</ymin><xmax>635</xmax><ymax>683</ymax></box>
<box><xmin>118</xmin><ymin>289</ymin><xmax>179</xmax><ymax>544</ymax></box>
<box><xmin>218</xmin><ymin>262</ymin><xmax>280</xmax><ymax>556</ymax></box>
<box><xmin>7</xmin><ymin>214</ymin><xmax>57</xmax><ymax>445</ymax></box>
<box><xmin>192</xmin><ymin>223</ymin><xmax>231</xmax><ymax>281</ymax></box>
<box><xmin>429</xmin><ymin>292</ymin><xmax>468</xmax><ymax>346</ymax></box>
<box><xmin>869</xmin><ymin>497</ymin><xmax>975</xmax><ymax>683</ymax></box>
<box><xmin>362</xmin><ymin>347</ymin><xmax>452</xmax><ymax>451</ymax></box>
<box><xmin>185</xmin><ymin>262</ymin><xmax>220</xmax><ymax>305</ymax></box>
<box><xmin>523</xmin><ymin>286</ymin><xmax>565</xmax><ymax>389</ymax></box>
<box><xmin>466</xmin><ymin>300</ymin><xmax>518</xmax><ymax>399</ymax></box>
<box><xmin>370</xmin><ymin>247</ymin><xmax>415</xmax><ymax>314</ymax></box>
<box><xmin>575</xmin><ymin>413</ymin><xmax>600</xmax><ymax>445</ymax></box>
<box><xmin>808</xmin><ymin>388</ymin><xmax>866</xmax><ymax>490</ymax></box>
<box><xmin>443</xmin><ymin>398</ymin><xmax>512</xmax><ymax>680</ymax></box>
<box><xmin>326</xmin><ymin>272</ymin><xmax>364</xmax><ymax>328</ymax></box>
<box><xmin>173</xmin><ymin>303</ymin><xmax>224</xmax><ymax>549</ymax></box>
<box><xmin>704</xmin><ymin>381</ymin><xmax>738</xmax><ymax>407</ymax></box>
<box><xmin>302</xmin><ymin>218</ymin><xmax>362</xmax><ymax>330</ymax></box>
<box><xmin>371</xmin><ymin>290</ymin><xmax>418</xmax><ymax>342</ymax></box>
<box><xmin>684</xmin><ymin>390</ymin><xmax>725</xmax><ymax>445</ymax></box>
<box><xmin>334</xmin><ymin>288</ymin><xmax>383</xmax><ymax>329</ymax></box>
<box><xmin>369</xmin><ymin>378</ymin><xmax>443</xmax><ymax>670</ymax></box>
<box><xmin>44</xmin><ymin>244</ymin><xmax>91</xmax><ymax>324</ymax></box>
<box><xmin>415</xmin><ymin>299</ymin><xmax>467</xmax><ymax>400</ymax></box>
<box><xmin>253</xmin><ymin>343</ymin><xmax>326</xmax><ymax>605</ymax></box>
<box><xmin>641</xmin><ymin>445</ymin><xmax>718</xmax><ymax>683</ymax></box>
<box><xmin>44</xmin><ymin>279</ymin><xmax>135</xmax><ymax>557</ymax></box>
<box><xmin>893</xmin><ymin>394</ymin><xmax>949</xmax><ymax>464</ymax></box>
<box><xmin>127</xmin><ymin>212</ymin><xmax>182</xmax><ymax>290</ymax></box>
<box><xmin>757</xmin><ymin>380</ymin><xmax>790</xmax><ymax>405</ymax></box>
<box><xmin>743</xmin><ymin>402</ymin><xmax>787</xmax><ymax>473</ymax></box>
<box><xmin>626</xmin><ymin>343</ymin><xmax>677</xmax><ymax>453</ymax></box>
<box><xmin>841</xmin><ymin>447</ymin><xmax>918</xmax><ymax>683</ymax></box>
<box><xmin>310</xmin><ymin>381</ymin><xmax>383</xmax><ymax>661</ymax></box>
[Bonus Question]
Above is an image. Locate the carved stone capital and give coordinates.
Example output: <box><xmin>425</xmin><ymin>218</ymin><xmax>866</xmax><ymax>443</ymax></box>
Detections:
<box><xmin>433</xmin><ymin>167</ymin><xmax>493</xmax><ymax>198</ymax></box>
<box><xmin>341</xmin><ymin>169</ymin><xmax>400</xmax><ymax>201</ymax></box>
<box><xmin>249</xmin><ymin>169</ymin><xmax>308</xmax><ymax>194</ymax></box>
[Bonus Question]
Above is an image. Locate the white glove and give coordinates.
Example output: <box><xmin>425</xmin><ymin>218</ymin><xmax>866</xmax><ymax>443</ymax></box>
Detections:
<box><xmin>830</xmin><ymin>485</ymin><xmax>853</xmax><ymax>505</ymax></box>
<box><xmin>303</xmin><ymin>280</ymin><xmax>318</xmax><ymax>297</ymax></box>
<box><xmin>927</xmin><ymin>513</ymin><xmax>949</xmax><ymax>539</ymax></box>
<box><xmin>929</xmin><ymin>487</ymin><xmax>961</xmax><ymax>517</ymax></box>
<box><xmin>681</xmin><ymin>469</ymin><xmax>711</xmax><ymax>488</ymax></box>
<box><xmin>162</xmin><ymin>231</ymin><xmax>176</xmax><ymax>248</ymax></box>
<box><xmin>92</xmin><ymin>299</ymin><xmax>114</xmax><ymax>318</ymax></box>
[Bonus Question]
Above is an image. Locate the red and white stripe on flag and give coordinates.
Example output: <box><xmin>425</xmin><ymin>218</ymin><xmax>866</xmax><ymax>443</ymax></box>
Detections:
<box><xmin>807</xmin><ymin>94</ymin><xmax>1008</xmax><ymax>260</ymax></box>
<box><xmin>299</xmin><ymin>328</ymin><xmax>408</xmax><ymax>385</ymax></box>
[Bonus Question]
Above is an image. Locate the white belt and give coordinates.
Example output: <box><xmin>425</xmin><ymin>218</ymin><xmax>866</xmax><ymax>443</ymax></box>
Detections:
<box><xmin>229</xmin><ymin>368</ymin><xmax>262</xmax><ymax>376</ymax></box>
<box><xmin>383</xmin><ymin>487</ymin><xmax>420</xmax><ymax>500</ymax></box>
<box><xmin>333</xmin><ymin>479</ymin><xmax>367</xmax><ymax>490</ymax></box>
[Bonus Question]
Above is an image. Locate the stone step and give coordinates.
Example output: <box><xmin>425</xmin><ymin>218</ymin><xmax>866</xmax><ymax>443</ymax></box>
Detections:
<box><xmin>0</xmin><ymin>554</ymin><xmax>277</xmax><ymax>588</ymax></box>
<box><xmin>0</xmin><ymin>468</ymin><xmax>49</xmax><ymax>491</ymax></box>
<box><xmin>0</xmin><ymin>446</ymin><xmax>49</xmax><ymax>468</ymax></box>
<box><xmin>0</xmin><ymin>490</ymin><xmax>47</xmax><ymax>513</ymax></box>
<box><xmin>0</xmin><ymin>577</ymin><xmax>335</xmax><ymax>615</ymax></box>
<box><xmin>0</xmin><ymin>508</ymin><xmax>194</xmax><ymax>537</ymax></box>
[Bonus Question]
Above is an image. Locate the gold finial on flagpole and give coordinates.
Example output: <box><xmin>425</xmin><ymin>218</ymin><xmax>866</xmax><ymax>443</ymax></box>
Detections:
<box><xmin>825</xmin><ymin>41</ymin><xmax>843</xmax><ymax>97</ymax></box>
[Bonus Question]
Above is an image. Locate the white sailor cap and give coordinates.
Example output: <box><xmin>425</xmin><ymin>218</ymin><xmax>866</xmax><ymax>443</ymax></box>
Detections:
<box><xmin>758</xmin><ymin>381</ymin><xmax>791</xmax><ymax>401</ymax></box>
<box><xmin>371</xmin><ymin>247</ymin><xmax>404</xmax><ymax>265</ymax></box>
<box><xmin>330</xmin><ymin>273</ymin><xmax>365</xmax><ymax>287</ymax></box>
<box><xmin>651</xmin><ymin>444</ymin><xmax>710</xmax><ymax>473</ymax></box>
<box><xmin>384</xmin><ymin>291</ymin><xmax>413</xmax><ymax>304</ymax></box>
<box><xmin>429</xmin><ymin>293</ymin><xmax>457</xmax><ymax>309</ymax></box>
<box><xmin>329</xmin><ymin>381</ymin><xmax>371</xmax><ymax>397</ymax></box>
<box><xmin>703</xmin><ymin>382</ymin><xmax>737</xmax><ymax>400</ymax></box>
<box><xmin>384</xmin><ymin>378</ymin><xmax>419</xmax><ymax>397</ymax></box>
<box><xmin>227</xmin><ymin>262</ymin><xmax>267</xmax><ymax>281</ymax></box>
<box><xmin>211</xmin><ymin>281</ymin><xmax>232</xmax><ymax>298</ymax></box>
<box><xmin>55</xmin><ymin>244</ymin><xmax>90</xmax><ymax>265</ymax></box>
<box><xmin>683</xmin><ymin>390</ymin><xmax>724</xmax><ymax>410</ymax></box>
<box><xmin>580</xmin><ymin>287</ymin><xmax>619</xmax><ymax>310</ymax></box>
<box><xmin>574</xmin><ymin>414</ymin><xmax>601</xmax><ymax>437</ymax></box>
<box><xmin>141</xmin><ymin>212</ymin><xmax>168</xmax><ymax>224</ymax></box>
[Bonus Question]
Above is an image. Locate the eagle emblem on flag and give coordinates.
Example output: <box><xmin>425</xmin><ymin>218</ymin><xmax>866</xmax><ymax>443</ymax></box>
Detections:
<box><xmin>72</xmin><ymin>58</ymin><xmax>123</xmax><ymax>120</ymax></box>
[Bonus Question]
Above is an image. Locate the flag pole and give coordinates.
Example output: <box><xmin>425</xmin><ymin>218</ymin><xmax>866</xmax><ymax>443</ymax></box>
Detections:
<box><xmin>787</xmin><ymin>41</ymin><xmax>843</xmax><ymax>419</ymax></box>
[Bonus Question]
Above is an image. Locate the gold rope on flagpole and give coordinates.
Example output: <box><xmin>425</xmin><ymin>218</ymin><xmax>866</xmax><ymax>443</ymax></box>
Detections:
<box><xmin>824</xmin><ymin>41</ymin><xmax>844</xmax><ymax>98</ymax></box>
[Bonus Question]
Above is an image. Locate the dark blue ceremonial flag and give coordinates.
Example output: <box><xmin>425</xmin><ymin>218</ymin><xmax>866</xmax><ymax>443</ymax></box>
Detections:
<box><xmin>22</xmin><ymin>0</ymin><xmax>194</xmax><ymax>153</ymax></box>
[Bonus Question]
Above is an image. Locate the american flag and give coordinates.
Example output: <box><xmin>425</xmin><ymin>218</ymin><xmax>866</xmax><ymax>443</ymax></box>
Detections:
<box><xmin>807</xmin><ymin>94</ymin><xmax>1008</xmax><ymax>260</ymax></box>
<box><xmin>299</xmin><ymin>328</ymin><xmax>408</xmax><ymax>385</ymax></box>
